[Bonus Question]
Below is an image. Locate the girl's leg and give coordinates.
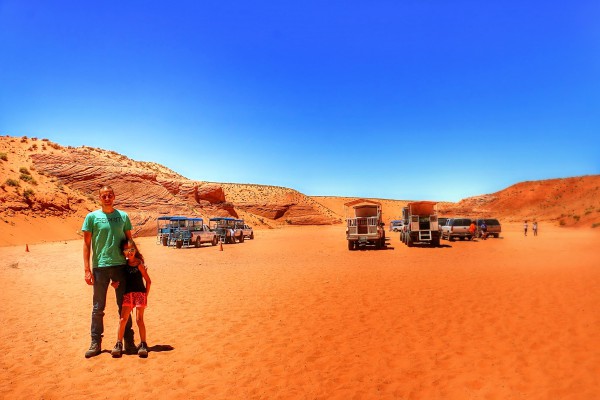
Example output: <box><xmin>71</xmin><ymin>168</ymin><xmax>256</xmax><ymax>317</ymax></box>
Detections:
<box><xmin>136</xmin><ymin>307</ymin><xmax>146</xmax><ymax>342</ymax></box>
<box><xmin>117</xmin><ymin>306</ymin><xmax>133</xmax><ymax>341</ymax></box>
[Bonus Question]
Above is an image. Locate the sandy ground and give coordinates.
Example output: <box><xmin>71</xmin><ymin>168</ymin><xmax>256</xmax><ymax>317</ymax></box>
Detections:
<box><xmin>0</xmin><ymin>224</ymin><xmax>599</xmax><ymax>399</ymax></box>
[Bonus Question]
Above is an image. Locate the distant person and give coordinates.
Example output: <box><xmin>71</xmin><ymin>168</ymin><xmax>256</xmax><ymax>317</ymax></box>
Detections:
<box><xmin>524</xmin><ymin>220</ymin><xmax>528</xmax><ymax>236</ymax></box>
<box><xmin>111</xmin><ymin>239</ymin><xmax>152</xmax><ymax>358</ymax></box>
<box><xmin>82</xmin><ymin>185</ymin><xmax>136</xmax><ymax>358</ymax></box>
<box><xmin>480</xmin><ymin>221</ymin><xmax>488</xmax><ymax>240</ymax></box>
<box><xmin>533</xmin><ymin>221</ymin><xmax>538</xmax><ymax>236</ymax></box>
<box><xmin>468</xmin><ymin>221</ymin><xmax>477</xmax><ymax>239</ymax></box>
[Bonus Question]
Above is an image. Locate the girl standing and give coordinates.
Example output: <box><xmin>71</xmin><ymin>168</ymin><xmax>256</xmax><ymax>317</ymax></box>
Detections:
<box><xmin>111</xmin><ymin>239</ymin><xmax>152</xmax><ymax>358</ymax></box>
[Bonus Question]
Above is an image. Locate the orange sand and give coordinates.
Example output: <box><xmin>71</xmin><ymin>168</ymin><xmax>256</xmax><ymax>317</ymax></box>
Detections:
<box><xmin>0</xmin><ymin>224</ymin><xmax>598</xmax><ymax>399</ymax></box>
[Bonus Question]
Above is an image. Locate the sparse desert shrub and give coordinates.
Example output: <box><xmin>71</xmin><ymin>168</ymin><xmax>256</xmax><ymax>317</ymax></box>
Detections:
<box><xmin>592</xmin><ymin>223</ymin><xmax>600</xmax><ymax>228</ymax></box>
<box><xmin>20</xmin><ymin>174</ymin><xmax>36</xmax><ymax>184</ymax></box>
<box><xmin>20</xmin><ymin>136</ymin><xmax>28</xmax><ymax>142</ymax></box>
<box><xmin>19</xmin><ymin>167</ymin><xmax>31</xmax><ymax>175</ymax></box>
<box><xmin>23</xmin><ymin>189</ymin><xmax>35</xmax><ymax>201</ymax></box>
<box><xmin>5</xmin><ymin>178</ymin><xmax>20</xmax><ymax>187</ymax></box>
<box><xmin>0</xmin><ymin>152</ymin><xmax>7</xmax><ymax>161</ymax></box>
<box><xmin>27</xmin><ymin>144</ymin><xmax>38</xmax><ymax>150</ymax></box>
<box><xmin>559</xmin><ymin>219</ymin><xmax>566</xmax><ymax>226</ymax></box>
<box><xmin>573</xmin><ymin>215</ymin><xmax>580</xmax><ymax>222</ymax></box>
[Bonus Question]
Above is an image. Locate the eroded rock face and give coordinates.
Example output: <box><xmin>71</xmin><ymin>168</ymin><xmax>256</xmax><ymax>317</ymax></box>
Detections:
<box><xmin>196</xmin><ymin>184</ymin><xmax>226</xmax><ymax>203</ymax></box>
<box><xmin>26</xmin><ymin>148</ymin><xmax>339</xmax><ymax>237</ymax></box>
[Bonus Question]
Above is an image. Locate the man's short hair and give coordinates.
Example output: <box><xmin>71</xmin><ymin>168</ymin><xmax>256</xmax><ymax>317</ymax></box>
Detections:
<box><xmin>99</xmin><ymin>185</ymin><xmax>114</xmax><ymax>194</ymax></box>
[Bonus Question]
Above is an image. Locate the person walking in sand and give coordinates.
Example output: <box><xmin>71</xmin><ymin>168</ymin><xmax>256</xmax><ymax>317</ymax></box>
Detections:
<box><xmin>111</xmin><ymin>239</ymin><xmax>152</xmax><ymax>358</ymax></box>
<box><xmin>533</xmin><ymin>221</ymin><xmax>538</xmax><ymax>236</ymax></box>
<box><xmin>524</xmin><ymin>220</ymin><xmax>528</xmax><ymax>236</ymax></box>
<box><xmin>82</xmin><ymin>185</ymin><xmax>136</xmax><ymax>358</ymax></box>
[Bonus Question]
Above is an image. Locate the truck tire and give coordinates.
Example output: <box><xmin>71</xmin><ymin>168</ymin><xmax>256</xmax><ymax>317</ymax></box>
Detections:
<box><xmin>195</xmin><ymin>237</ymin><xmax>201</xmax><ymax>248</ymax></box>
<box><xmin>407</xmin><ymin>235</ymin><xmax>413</xmax><ymax>247</ymax></box>
<box><xmin>432</xmin><ymin>237</ymin><xmax>440</xmax><ymax>247</ymax></box>
<box><xmin>250</xmin><ymin>232</ymin><xmax>254</xmax><ymax>239</ymax></box>
<box><xmin>176</xmin><ymin>239</ymin><xmax>183</xmax><ymax>249</ymax></box>
<box><xmin>348</xmin><ymin>240</ymin><xmax>354</xmax><ymax>251</ymax></box>
<box><xmin>239</xmin><ymin>234</ymin><xmax>244</xmax><ymax>243</ymax></box>
<box><xmin>212</xmin><ymin>236</ymin><xmax>218</xmax><ymax>246</ymax></box>
<box><xmin>162</xmin><ymin>236</ymin><xmax>168</xmax><ymax>246</ymax></box>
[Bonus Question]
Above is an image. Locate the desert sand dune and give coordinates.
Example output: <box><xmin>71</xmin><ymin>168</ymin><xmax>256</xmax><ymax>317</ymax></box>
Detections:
<box><xmin>0</xmin><ymin>223</ymin><xmax>598</xmax><ymax>399</ymax></box>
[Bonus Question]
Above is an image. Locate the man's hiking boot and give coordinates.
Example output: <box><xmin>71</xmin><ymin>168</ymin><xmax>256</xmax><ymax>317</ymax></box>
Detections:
<box><xmin>111</xmin><ymin>341</ymin><xmax>123</xmax><ymax>358</ymax></box>
<box><xmin>138</xmin><ymin>342</ymin><xmax>149</xmax><ymax>358</ymax></box>
<box><xmin>85</xmin><ymin>341</ymin><xmax>101</xmax><ymax>358</ymax></box>
<box><xmin>124</xmin><ymin>338</ymin><xmax>137</xmax><ymax>355</ymax></box>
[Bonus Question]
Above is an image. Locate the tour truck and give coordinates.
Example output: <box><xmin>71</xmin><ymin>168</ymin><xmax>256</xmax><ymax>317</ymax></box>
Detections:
<box><xmin>156</xmin><ymin>216</ymin><xmax>218</xmax><ymax>248</ymax></box>
<box><xmin>400</xmin><ymin>201</ymin><xmax>441</xmax><ymax>247</ymax></box>
<box><xmin>345</xmin><ymin>199</ymin><xmax>386</xmax><ymax>250</ymax></box>
<box><xmin>209</xmin><ymin>217</ymin><xmax>244</xmax><ymax>244</ymax></box>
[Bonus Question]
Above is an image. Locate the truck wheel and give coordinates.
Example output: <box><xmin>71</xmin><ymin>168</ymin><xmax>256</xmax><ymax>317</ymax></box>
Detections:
<box><xmin>176</xmin><ymin>239</ymin><xmax>183</xmax><ymax>249</ymax></box>
<box><xmin>212</xmin><ymin>236</ymin><xmax>218</xmax><ymax>246</ymax></box>
<box><xmin>407</xmin><ymin>235</ymin><xmax>413</xmax><ymax>247</ymax></box>
<box><xmin>239</xmin><ymin>234</ymin><xmax>244</xmax><ymax>243</ymax></box>
<box><xmin>195</xmin><ymin>237</ymin><xmax>201</xmax><ymax>248</ymax></box>
<box><xmin>348</xmin><ymin>240</ymin><xmax>354</xmax><ymax>251</ymax></box>
<box><xmin>162</xmin><ymin>236</ymin><xmax>168</xmax><ymax>246</ymax></box>
<box><xmin>250</xmin><ymin>232</ymin><xmax>254</xmax><ymax>239</ymax></box>
<box><xmin>432</xmin><ymin>238</ymin><xmax>440</xmax><ymax>247</ymax></box>
<box><xmin>449</xmin><ymin>236</ymin><xmax>455</xmax><ymax>242</ymax></box>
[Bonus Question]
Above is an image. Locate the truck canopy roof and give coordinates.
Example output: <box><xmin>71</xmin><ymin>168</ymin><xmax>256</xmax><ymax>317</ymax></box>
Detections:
<box><xmin>407</xmin><ymin>201</ymin><xmax>437</xmax><ymax>215</ymax></box>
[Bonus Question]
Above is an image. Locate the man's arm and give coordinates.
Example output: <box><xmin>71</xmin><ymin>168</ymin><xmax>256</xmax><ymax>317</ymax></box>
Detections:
<box><xmin>83</xmin><ymin>231</ymin><xmax>93</xmax><ymax>285</ymax></box>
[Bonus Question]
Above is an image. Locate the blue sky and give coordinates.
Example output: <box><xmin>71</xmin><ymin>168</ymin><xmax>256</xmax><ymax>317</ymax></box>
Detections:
<box><xmin>1</xmin><ymin>1</ymin><xmax>599</xmax><ymax>201</ymax></box>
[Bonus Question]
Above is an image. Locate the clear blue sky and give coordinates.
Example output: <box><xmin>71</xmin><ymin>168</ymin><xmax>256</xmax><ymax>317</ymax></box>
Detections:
<box><xmin>1</xmin><ymin>1</ymin><xmax>599</xmax><ymax>201</ymax></box>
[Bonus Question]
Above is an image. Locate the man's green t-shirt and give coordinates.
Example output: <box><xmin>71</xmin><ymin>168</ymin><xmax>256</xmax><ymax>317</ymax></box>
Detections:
<box><xmin>82</xmin><ymin>209</ymin><xmax>133</xmax><ymax>267</ymax></box>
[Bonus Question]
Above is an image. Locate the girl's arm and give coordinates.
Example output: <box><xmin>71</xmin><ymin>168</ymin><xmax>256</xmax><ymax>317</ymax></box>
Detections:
<box><xmin>138</xmin><ymin>262</ymin><xmax>152</xmax><ymax>296</ymax></box>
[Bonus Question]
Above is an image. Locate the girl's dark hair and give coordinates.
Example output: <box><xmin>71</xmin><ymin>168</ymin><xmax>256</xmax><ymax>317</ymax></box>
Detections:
<box><xmin>120</xmin><ymin>238</ymin><xmax>145</xmax><ymax>264</ymax></box>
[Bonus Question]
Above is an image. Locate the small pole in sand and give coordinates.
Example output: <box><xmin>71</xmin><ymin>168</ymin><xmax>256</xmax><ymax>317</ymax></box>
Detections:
<box><xmin>26</xmin><ymin>244</ymin><xmax>29</xmax><ymax>252</ymax></box>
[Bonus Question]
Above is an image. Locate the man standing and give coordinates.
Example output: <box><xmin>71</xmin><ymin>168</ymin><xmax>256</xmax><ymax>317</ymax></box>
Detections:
<box><xmin>83</xmin><ymin>185</ymin><xmax>136</xmax><ymax>358</ymax></box>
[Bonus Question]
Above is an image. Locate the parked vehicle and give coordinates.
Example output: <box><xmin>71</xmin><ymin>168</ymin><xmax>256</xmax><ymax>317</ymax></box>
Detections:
<box><xmin>156</xmin><ymin>216</ymin><xmax>218</xmax><ymax>248</ymax></box>
<box><xmin>187</xmin><ymin>218</ymin><xmax>219</xmax><ymax>247</ymax></box>
<box><xmin>400</xmin><ymin>201</ymin><xmax>441</xmax><ymax>247</ymax></box>
<box><xmin>156</xmin><ymin>215</ymin><xmax>179</xmax><ymax>246</ymax></box>
<box><xmin>438</xmin><ymin>217</ymin><xmax>449</xmax><ymax>233</ymax></box>
<box><xmin>441</xmin><ymin>218</ymin><xmax>473</xmax><ymax>241</ymax></box>
<box><xmin>234</xmin><ymin>219</ymin><xmax>254</xmax><ymax>239</ymax></box>
<box><xmin>475</xmin><ymin>218</ymin><xmax>502</xmax><ymax>238</ymax></box>
<box><xmin>209</xmin><ymin>217</ymin><xmax>244</xmax><ymax>244</ymax></box>
<box><xmin>345</xmin><ymin>199</ymin><xmax>386</xmax><ymax>250</ymax></box>
<box><xmin>389</xmin><ymin>220</ymin><xmax>404</xmax><ymax>232</ymax></box>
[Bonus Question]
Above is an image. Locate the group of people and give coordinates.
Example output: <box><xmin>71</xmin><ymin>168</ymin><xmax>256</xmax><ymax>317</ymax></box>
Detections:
<box><xmin>83</xmin><ymin>185</ymin><xmax>152</xmax><ymax>359</ymax></box>
<box><xmin>524</xmin><ymin>220</ymin><xmax>538</xmax><ymax>236</ymax></box>
<box><xmin>468</xmin><ymin>220</ymin><xmax>489</xmax><ymax>239</ymax></box>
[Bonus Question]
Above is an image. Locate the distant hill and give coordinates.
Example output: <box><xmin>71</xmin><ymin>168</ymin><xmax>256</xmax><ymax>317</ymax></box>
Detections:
<box><xmin>1</xmin><ymin>135</ymin><xmax>598</xmax><ymax>246</ymax></box>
